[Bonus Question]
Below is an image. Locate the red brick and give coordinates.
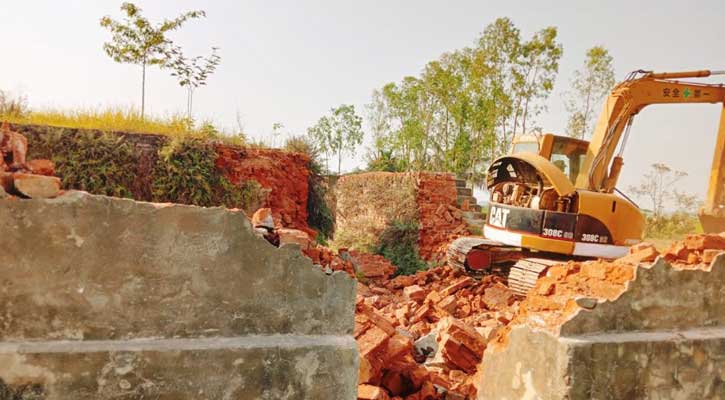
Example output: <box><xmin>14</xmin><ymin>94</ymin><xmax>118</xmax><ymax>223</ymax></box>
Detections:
<box><xmin>358</xmin><ymin>384</ymin><xmax>391</xmax><ymax>400</ymax></box>
<box><xmin>440</xmin><ymin>277</ymin><xmax>473</xmax><ymax>297</ymax></box>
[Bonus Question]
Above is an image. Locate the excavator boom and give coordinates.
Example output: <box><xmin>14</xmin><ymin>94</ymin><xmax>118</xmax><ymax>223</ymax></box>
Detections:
<box><xmin>575</xmin><ymin>69</ymin><xmax>725</xmax><ymax>232</ymax></box>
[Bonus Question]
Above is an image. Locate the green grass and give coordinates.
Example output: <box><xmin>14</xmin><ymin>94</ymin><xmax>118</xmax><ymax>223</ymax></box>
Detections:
<box><xmin>0</xmin><ymin>106</ymin><xmax>247</xmax><ymax>145</ymax></box>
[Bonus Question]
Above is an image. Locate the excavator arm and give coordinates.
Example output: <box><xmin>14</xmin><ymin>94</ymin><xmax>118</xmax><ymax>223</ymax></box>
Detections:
<box><xmin>574</xmin><ymin>70</ymin><xmax>725</xmax><ymax>232</ymax></box>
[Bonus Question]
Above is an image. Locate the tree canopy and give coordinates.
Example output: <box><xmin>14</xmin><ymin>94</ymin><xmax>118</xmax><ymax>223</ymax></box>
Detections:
<box><xmin>100</xmin><ymin>2</ymin><xmax>206</xmax><ymax>117</ymax></box>
<box><xmin>365</xmin><ymin>18</ymin><xmax>563</xmax><ymax>182</ymax></box>
<box><xmin>564</xmin><ymin>46</ymin><xmax>616</xmax><ymax>139</ymax></box>
<box><xmin>307</xmin><ymin>104</ymin><xmax>364</xmax><ymax>174</ymax></box>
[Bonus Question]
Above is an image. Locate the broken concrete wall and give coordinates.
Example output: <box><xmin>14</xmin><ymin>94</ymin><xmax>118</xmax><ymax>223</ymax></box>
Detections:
<box><xmin>478</xmin><ymin>256</ymin><xmax>725</xmax><ymax>399</ymax></box>
<box><xmin>0</xmin><ymin>191</ymin><xmax>357</xmax><ymax>399</ymax></box>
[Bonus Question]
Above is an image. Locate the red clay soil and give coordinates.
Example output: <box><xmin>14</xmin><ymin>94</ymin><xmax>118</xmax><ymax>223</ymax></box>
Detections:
<box><xmin>416</xmin><ymin>173</ymin><xmax>469</xmax><ymax>263</ymax></box>
<box><xmin>215</xmin><ymin>145</ymin><xmax>313</xmax><ymax>234</ymax></box>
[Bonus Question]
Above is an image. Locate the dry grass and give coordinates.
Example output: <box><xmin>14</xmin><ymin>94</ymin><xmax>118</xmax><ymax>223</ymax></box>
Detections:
<box><xmin>0</xmin><ymin>106</ymin><xmax>248</xmax><ymax>145</ymax></box>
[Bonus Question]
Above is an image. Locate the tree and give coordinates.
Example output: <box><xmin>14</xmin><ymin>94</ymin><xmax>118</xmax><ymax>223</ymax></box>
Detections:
<box><xmin>564</xmin><ymin>46</ymin><xmax>616</xmax><ymax>139</ymax></box>
<box><xmin>365</xmin><ymin>17</ymin><xmax>563</xmax><ymax>181</ymax></box>
<box><xmin>628</xmin><ymin>163</ymin><xmax>688</xmax><ymax>217</ymax></box>
<box><xmin>307</xmin><ymin>105</ymin><xmax>364</xmax><ymax>174</ymax></box>
<box><xmin>169</xmin><ymin>47</ymin><xmax>221</xmax><ymax>119</ymax></box>
<box><xmin>510</xmin><ymin>27</ymin><xmax>563</xmax><ymax>138</ymax></box>
<box><xmin>100</xmin><ymin>2</ymin><xmax>206</xmax><ymax>118</ymax></box>
<box><xmin>271</xmin><ymin>122</ymin><xmax>285</xmax><ymax>148</ymax></box>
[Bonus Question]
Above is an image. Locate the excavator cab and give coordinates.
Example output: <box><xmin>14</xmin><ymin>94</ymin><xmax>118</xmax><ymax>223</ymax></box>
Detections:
<box><xmin>511</xmin><ymin>134</ymin><xmax>590</xmax><ymax>185</ymax></box>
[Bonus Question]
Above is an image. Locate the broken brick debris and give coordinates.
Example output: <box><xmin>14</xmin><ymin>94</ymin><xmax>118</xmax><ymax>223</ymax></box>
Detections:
<box><xmin>355</xmin><ymin>265</ymin><xmax>517</xmax><ymax>399</ymax></box>
<box><xmin>250</xmin><ymin>206</ymin><xmax>355</xmax><ymax>276</ymax></box>
<box><xmin>277</xmin><ymin>228</ymin><xmax>312</xmax><ymax>251</ymax></box>
<box><xmin>663</xmin><ymin>233</ymin><xmax>725</xmax><ymax>268</ymax></box>
<box><xmin>353</xmin><ymin>233</ymin><xmax>725</xmax><ymax>399</ymax></box>
<box><xmin>436</xmin><ymin>317</ymin><xmax>487</xmax><ymax>374</ymax></box>
<box><xmin>0</xmin><ymin>121</ymin><xmax>60</xmax><ymax>199</ymax></box>
<box><xmin>349</xmin><ymin>250</ymin><xmax>397</xmax><ymax>281</ymax></box>
<box><xmin>490</xmin><ymin>233</ymin><xmax>725</xmax><ymax>351</ymax></box>
<box><xmin>416</xmin><ymin>173</ymin><xmax>470</xmax><ymax>264</ymax></box>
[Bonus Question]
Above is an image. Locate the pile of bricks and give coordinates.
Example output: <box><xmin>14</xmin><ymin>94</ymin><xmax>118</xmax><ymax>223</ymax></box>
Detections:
<box><xmin>348</xmin><ymin>250</ymin><xmax>397</xmax><ymax>281</ymax></box>
<box><xmin>415</xmin><ymin>173</ymin><xmax>470</xmax><ymax>264</ymax></box>
<box><xmin>494</xmin><ymin>235</ymin><xmax>725</xmax><ymax>344</ymax></box>
<box><xmin>354</xmin><ymin>264</ymin><xmax>519</xmax><ymax>399</ymax></box>
<box><xmin>351</xmin><ymin>235</ymin><xmax>725</xmax><ymax>399</ymax></box>
<box><xmin>663</xmin><ymin>233</ymin><xmax>725</xmax><ymax>267</ymax></box>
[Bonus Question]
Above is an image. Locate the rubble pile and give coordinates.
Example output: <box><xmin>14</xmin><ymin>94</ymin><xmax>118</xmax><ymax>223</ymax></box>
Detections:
<box><xmin>496</xmin><ymin>234</ymin><xmax>725</xmax><ymax>341</ymax></box>
<box><xmin>501</xmin><ymin>259</ymin><xmax>637</xmax><ymax>335</ymax></box>
<box><xmin>0</xmin><ymin>121</ymin><xmax>60</xmax><ymax>199</ymax></box>
<box><xmin>251</xmin><ymin>208</ymin><xmax>355</xmax><ymax>276</ymax></box>
<box><xmin>662</xmin><ymin>233</ymin><xmax>725</xmax><ymax>268</ymax></box>
<box><xmin>353</xmin><ymin>264</ymin><xmax>519</xmax><ymax>399</ymax></box>
<box><xmin>215</xmin><ymin>145</ymin><xmax>313</xmax><ymax>234</ymax></box>
<box><xmin>415</xmin><ymin>173</ymin><xmax>469</xmax><ymax>264</ymax></box>
<box><xmin>348</xmin><ymin>250</ymin><xmax>397</xmax><ymax>281</ymax></box>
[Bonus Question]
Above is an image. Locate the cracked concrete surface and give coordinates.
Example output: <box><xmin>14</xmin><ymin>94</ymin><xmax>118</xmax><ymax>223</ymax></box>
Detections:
<box><xmin>0</xmin><ymin>191</ymin><xmax>358</xmax><ymax>399</ymax></box>
<box><xmin>478</xmin><ymin>257</ymin><xmax>725</xmax><ymax>399</ymax></box>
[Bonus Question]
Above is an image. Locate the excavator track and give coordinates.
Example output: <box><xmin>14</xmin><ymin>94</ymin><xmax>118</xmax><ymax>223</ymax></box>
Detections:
<box><xmin>507</xmin><ymin>258</ymin><xmax>560</xmax><ymax>296</ymax></box>
<box><xmin>448</xmin><ymin>237</ymin><xmax>568</xmax><ymax>297</ymax></box>
<box><xmin>447</xmin><ymin>237</ymin><xmax>497</xmax><ymax>270</ymax></box>
<box><xmin>447</xmin><ymin>236</ymin><xmax>523</xmax><ymax>279</ymax></box>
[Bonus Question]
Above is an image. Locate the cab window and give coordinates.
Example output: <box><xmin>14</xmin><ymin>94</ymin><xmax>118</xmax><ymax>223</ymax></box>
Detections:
<box><xmin>551</xmin><ymin>137</ymin><xmax>588</xmax><ymax>184</ymax></box>
<box><xmin>511</xmin><ymin>141</ymin><xmax>539</xmax><ymax>154</ymax></box>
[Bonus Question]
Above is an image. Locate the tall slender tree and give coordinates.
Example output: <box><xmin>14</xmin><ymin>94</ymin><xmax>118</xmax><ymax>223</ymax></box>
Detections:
<box><xmin>564</xmin><ymin>46</ymin><xmax>616</xmax><ymax>139</ymax></box>
<box><xmin>628</xmin><ymin>163</ymin><xmax>687</xmax><ymax>217</ymax></box>
<box><xmin>308</xmin><ymin>105</ymin><xmax>364</xmax><ymax>174</ymax></box>
<box><xmin>169</xmin><ymin>46</ymin><xmax>222</xmax><ymax>119</ymax></box>
<box><xmin>100</xmin><ymin>2</ymin><xmax>206</xmax><ymax>118</ymax></box>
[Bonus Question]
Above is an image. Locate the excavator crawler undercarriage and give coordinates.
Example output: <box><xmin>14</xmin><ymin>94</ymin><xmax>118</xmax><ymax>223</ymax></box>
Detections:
<box><xmin>447</xmin><ymin>237</ymin><xmax>580</xmax><ymax>296</ymax></box>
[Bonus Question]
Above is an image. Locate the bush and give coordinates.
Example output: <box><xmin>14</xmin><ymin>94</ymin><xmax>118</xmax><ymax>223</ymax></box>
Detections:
<box><xmin>644</xmin><ymin>211</ymin><xmax>701</xmax><ymax>239</ymax></box>
<box><xmin>151</xmin><ymin>138</ymin><xmax>264</xmax><ymax>211</ymax></box>
<box><xmin>0</xmin><ymin>90</ymin><xmax>28</xmax><ymax>118</ymax></box>
<box><xmin>366</xmin><ymin>149</ymin><xmax>405</xmax><ymax>172</ymax></box>
<box><xmin>28</xmin><ymin>127</ymin><xmax>138</xmax><ymax>197</ymax></box>
<box><xmin>376</xmin><ymin>219</ymin><xmax>427</xmax><ymax>276</ymax></box>
<box><xmin>285</xmin><ymin>135</ymin><xmax>335</xmax><ymax>240</ymax></box>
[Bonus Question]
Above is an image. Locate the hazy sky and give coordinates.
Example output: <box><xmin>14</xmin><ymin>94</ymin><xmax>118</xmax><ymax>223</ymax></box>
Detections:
<box><xmin>2</xmin><ymin>0</ymin><xmax>724</xmax><ymax>207</ymax></box>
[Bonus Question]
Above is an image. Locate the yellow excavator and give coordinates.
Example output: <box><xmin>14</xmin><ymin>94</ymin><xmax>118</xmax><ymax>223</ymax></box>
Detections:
<box><xmin>448</xmin><ymin>69</ymin><xmax>725</xmax><ymax>295</ymax></box>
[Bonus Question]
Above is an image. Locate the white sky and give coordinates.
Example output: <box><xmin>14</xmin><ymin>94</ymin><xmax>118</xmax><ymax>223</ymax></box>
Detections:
<box><xmin>1</xmin><ymin>0</ymin><xmax>724</xmax><ymax>209</ymax></box>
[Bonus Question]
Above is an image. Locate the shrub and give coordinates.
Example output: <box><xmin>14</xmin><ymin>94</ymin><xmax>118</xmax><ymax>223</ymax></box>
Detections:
<box><xmin>285</xmin><ymin>135</ymin><xmax>335</xmax><ymax>240</ymax></box>
<box><xmin>27</xmin><ymin>127</ymin><xmax>138</xmax><ymax>197</ymax></box>
<box><xmin>151</xmin><ymin>138</ymin><xmax>264</xmax><ymax>211</ymax></box>
<box><xmin>376</xmin><ymin>219</ymin><xmax>428</xmax><ymax>276</ymax></box>
<box><xmin>644</xmin><ymin>211</ymin><xmax>701</xmax><ymax>239</ymax></box>
<box><xmin>0</xmin><ymin>90</ymin><xmax>28</xmax><ymax>118</ymax></box>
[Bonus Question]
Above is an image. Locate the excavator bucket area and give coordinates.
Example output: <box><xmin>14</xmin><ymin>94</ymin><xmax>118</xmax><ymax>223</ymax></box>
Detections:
<box><xmin>698</xmin><ymin>210</ymin><xmax>725</xmax><ymax>234</ymax></box>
